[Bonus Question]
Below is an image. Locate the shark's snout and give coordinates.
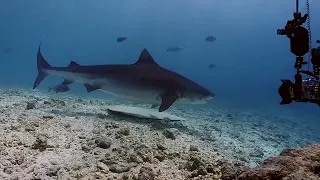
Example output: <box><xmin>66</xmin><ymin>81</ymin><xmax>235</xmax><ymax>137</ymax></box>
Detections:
<box><xmin>205</xmin><ymin>92</ymin><xmax>215</xmax><ymax>101</ymax></box>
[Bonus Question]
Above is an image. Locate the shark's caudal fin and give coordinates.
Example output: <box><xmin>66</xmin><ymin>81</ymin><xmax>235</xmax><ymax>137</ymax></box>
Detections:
<box><xmin>33</xmin><ymin>43</ymin><xmax>52</xmax><ymax>89</ymax></box>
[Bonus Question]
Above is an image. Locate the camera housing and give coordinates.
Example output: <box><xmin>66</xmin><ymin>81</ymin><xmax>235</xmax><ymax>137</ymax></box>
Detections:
<box><xmin>311</xmin><ymin>47</ymin><xmax>320</xmax><ymax>66</ymax></box>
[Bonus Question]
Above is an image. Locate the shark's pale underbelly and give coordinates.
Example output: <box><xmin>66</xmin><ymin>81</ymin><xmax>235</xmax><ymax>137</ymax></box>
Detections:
<box><xmin>49</xmin><ymin>71</ymin><xmax>162</xmax><ymax>104</ymax></box>
<box><xmin>100</xmin><ymin>84</ymin><xmax>162</xmax><ymax>104</ymax></box>
<box><xmin>47</xmin><ymin>70</ymin><xmax>207</xmax><ymax>105</ymax></box>
<box><xmin>90</xmin><ymin>78</ymin><xmax>163</xmax><ymax>104</ymax></box>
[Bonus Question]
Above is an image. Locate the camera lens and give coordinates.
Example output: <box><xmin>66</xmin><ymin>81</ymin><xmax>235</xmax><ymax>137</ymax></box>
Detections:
<box><xmin>311</xmin><ymin>49</ymin><xmax>320</xmax><ymax>66</ymax></box>
<box><xmin>277</xmin><ymin>29</ymin><xmax>285</xmax><ymax>35</ymax></box>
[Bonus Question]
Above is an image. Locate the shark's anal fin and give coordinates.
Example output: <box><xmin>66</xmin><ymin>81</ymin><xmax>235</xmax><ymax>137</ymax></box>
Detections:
<box><xmin>62</xmin><ymin>78</ymin><xmax>73</xmax><ymax>85</ymax></box>
<box><xmin>151</xmin><ymin>104</ymin><xmax>158</xmax><ymax>109</ymax></box>
<box><xmin>159</xmin><ymin>91</ymin><xmax>179</xmax><ymax>112</ymax></box>
<box><xmin>84</xmin><ymin>84</ymin><xmax>100</xmax><ymax>92</ymax></box>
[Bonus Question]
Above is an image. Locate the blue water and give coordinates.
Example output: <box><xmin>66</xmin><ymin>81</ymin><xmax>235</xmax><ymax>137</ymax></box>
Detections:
<box><xmin>1</xmin><ymin>1</ymin><xmax>320</xmax><ymax>142</ymax></box>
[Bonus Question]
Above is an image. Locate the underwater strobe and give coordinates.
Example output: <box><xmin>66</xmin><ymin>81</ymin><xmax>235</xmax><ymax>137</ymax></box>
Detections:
<box><xmin>277</xmin><ymin>0</ymin><xmax>320</xmax><ymax>107</ymax></box>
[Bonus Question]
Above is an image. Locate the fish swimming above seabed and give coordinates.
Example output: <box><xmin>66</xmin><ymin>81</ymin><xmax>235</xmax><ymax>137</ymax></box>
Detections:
<box><xmin>48</xmin><ymin>83</ymin><xmax>70</xmax><ymax>93</ymax></box>
<box><xmin>166</xmin><ymin>46</ymin><xmax>185</xmax><ymax>52</ymax></box>
<box><xmin>208</xmin><ymin>64</ymin><xmax>215</xmax><ymax>69</ymax></box>
<box><xmin>117</xmin><ymin>37</ymin><xmax>127</xmax><ymax>42</ymax></box>
<box><xmin>3</xmin><ymin>48</ymin><xmax>12</xmax><ymax>53</ymax></box>
<box><xmin>33</xmin><ymin>43</ymin><xmax>215</xmax><ymax>112</ymax></box>
<box><xmin>205</xmin><ymin>36</ymin><xmax>216</xmax><ymax>42</ymax></box>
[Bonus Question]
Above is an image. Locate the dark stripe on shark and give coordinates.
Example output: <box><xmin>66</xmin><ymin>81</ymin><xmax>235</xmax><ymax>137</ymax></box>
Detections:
<box><xmin>140</xmin><ymin>77</ymin><xmax>185</xmax><ymax>96</ymax></box>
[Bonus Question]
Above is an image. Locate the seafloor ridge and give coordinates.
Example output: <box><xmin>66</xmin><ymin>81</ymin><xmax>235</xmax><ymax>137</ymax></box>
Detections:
<box><xmin>0</xmin><ymin>88</ymin><xmax>319</xmax><ymax>180</ymax></box>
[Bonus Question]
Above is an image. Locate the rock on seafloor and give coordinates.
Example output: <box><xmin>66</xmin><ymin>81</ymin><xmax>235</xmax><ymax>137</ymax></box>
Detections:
<box><xmin>237</xmin><ymin>143</ymin><xmax>320</xmax><ymax>180</ymax></box>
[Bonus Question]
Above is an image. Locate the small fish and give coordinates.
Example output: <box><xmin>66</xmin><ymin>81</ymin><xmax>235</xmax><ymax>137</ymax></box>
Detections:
<box><xmin>3</xmin><ymin>48</ymin><xmax>12</xmax><ymax>53</ymax></box>
<box><xmin>205</xmin><ymin>36</ymin><xmax>216</xmax><ymax>42</ymax></box>
<box><xmin>208</xmin><ymin>64</ymin><xmax>215</xmax><ymax>69</ymax></box>
<box><xmin>166</xmin><ymin>46</ymin><xmax>184</xmax><ymax>52</ymax></box>
<box><xmin>48</xmin><ymin>84</ymin><xmax>70</xmax><ymax>93</ymax></box>
<box><xmin>117</xmin><ymin>37</ymin><xmax>127</xmax><ymax>42</ymax></box>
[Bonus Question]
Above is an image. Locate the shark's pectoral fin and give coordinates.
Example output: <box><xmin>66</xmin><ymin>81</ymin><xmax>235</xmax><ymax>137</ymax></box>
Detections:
<box><xmin>151</xmin><ymin>104</ymin><xmax>158</xmax><ymax>109</ymax></box>
<box><xmin>159</xmin><ymin>92</ymin><xmax>179</xmax><ymax>112</ymax></box>
<box><xmin>62</xmin><ymin>78</ymin><xmax>74</xmax><ymax>85</ymax></box>
<box><xmin>84</xmin><ymin>84</ymin><xmax>100</xmax><ymax>92</ymax></box>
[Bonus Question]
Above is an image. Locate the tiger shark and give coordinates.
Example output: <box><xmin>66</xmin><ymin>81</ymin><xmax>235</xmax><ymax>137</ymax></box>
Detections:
<box><xmin>33</xmin><ymin>44</ymin><xmax>215</xmax><ymax>112</ymax></box>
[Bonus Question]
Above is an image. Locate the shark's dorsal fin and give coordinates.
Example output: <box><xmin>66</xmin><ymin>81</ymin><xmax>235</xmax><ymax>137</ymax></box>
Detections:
<box><xmin>68</xmin><ymin>61</ymin><xmax>80</xmax><ymax>68</ymax></box>
<box><xmin>135</xmin><ymin>49</ymin><xmax>159</xmax><ymax>66</ymax></box>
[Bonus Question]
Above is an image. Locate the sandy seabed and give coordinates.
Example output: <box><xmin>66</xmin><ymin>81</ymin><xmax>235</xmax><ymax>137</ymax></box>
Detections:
<box><xmin>0</xmin><ymin>88</ymin><xmax>318</xmax><ymax>180</ymax></box>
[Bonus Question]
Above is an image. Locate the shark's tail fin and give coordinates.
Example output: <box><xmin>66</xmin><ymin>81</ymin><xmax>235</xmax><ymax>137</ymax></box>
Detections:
<box><xmin>33</xmin><ymin>42</ymin><xmax>52</xmax><ymax>89</ymax></box>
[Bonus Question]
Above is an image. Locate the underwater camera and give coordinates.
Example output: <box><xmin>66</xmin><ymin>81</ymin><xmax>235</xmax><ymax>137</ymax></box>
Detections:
<box><xmin>278</xmin><ymin>78</ymin><xmax>320</xmax><ymax>105</ymax></box>
<box><xmin>276</xmin><ymin>12</ymin><xmax>309</xmax><ymax>57</ymax></box>
<box><xmin>276</xmin><ymin>12</ymin><xmax>308</xmax><ymax>36</ymax></box>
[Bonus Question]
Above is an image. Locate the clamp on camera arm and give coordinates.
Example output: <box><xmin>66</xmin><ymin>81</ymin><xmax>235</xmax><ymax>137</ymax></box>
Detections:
<box><xmin>277</xmin><ymin>0</ymin><xmax>320</xmax><ymax>106</ymax></box>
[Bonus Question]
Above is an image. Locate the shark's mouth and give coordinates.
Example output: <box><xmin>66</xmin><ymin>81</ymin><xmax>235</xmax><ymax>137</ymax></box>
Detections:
<box><xmin>205</xmin><ymin>95</ymin><xmax>215</xmax><ymax>101</ymax></box>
